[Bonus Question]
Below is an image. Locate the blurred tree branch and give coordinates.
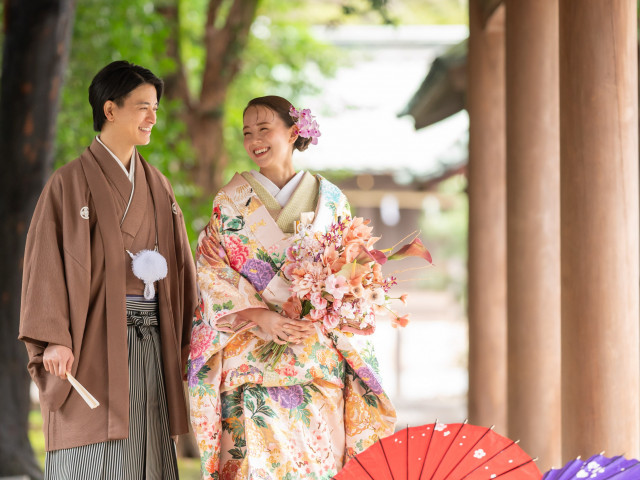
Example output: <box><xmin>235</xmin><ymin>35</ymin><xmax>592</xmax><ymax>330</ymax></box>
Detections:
<box><xmin>161</xmin><ymin>0</ymin><xmax>259</xmax><ymax>197</ymax></box>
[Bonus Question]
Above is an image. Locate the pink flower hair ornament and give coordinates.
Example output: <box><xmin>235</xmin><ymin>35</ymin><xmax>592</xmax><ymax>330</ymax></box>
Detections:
<box><xmin>289</xmin><ymin>105</ymin><xmax>321</xmax><ymax>145</ymax></box>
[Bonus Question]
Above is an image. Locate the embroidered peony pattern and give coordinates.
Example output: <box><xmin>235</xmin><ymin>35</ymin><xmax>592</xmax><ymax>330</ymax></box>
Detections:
<box><xmin>240</xmin><ymin>258</ymin><xmax>275</xmax><ymax>292</ymax></box>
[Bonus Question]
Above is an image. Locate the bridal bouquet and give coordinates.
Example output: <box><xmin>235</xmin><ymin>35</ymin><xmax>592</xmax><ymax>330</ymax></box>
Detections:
<box><xmin>257</xmin><ymin>215</ymin><xmax>432</xmax><ymax>366</ymax></box>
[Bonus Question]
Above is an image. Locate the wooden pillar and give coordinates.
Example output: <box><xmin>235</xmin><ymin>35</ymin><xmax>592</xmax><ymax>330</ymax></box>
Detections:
<box><xmin>559</xmin><ymin>0</ymin><xmax>639</xmax><ymax>460</ymax></box>
<box><xmin>505</xmin><ymin>0</ymin><xmax>561</xmax><ymax>471</ymax></box>
<box><xmin>467</xmin><ymin>1</ymin><xmax>507</xmax><ymax>433</ymax></box>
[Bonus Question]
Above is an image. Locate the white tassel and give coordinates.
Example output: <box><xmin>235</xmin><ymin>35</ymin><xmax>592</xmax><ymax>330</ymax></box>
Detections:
<box><xmin>127</xmin><ymin>249</ymin><xmax>168</xmax><ymax>300</ymax></box>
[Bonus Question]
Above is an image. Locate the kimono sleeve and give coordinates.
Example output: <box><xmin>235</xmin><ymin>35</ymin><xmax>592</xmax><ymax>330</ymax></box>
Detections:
<box><xmin>169</xmin><ymin>187</ymin><xmax>198</xmax><ymax>374</ymax></box>
<box><xmin>335</xmin><ymin>193</ymin><xmax>352</xmax><ymax>222</ymax></box>
<box><xmin>196</xmin><ymin>199</ymin><xmax>268</xmax><ymax>334</ymax></box>
<box><xmin>18</xmin><ymin>174</ymin><xmax>74</xmax><ymax>410</ymax></box>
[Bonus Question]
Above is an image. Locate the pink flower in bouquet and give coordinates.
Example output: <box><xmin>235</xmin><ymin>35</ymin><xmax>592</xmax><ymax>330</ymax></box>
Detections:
<box><xmin>322</xmin><ymin>243</ymin><xmax>345</xmax><ymax>273</ymax></box>
<box><xmin>259</xmin><ymin>215</ymin><xmax>433</xmax><ymax>368</ymax></box>
<box><xmin>372</xmin><ymin>263</ymin><xmax>384</xmax><ymax>283</ymax></box>
<box><xmin>339</xmin><ymin>302</ymin><xmax>356</xmax><ymax>320</ymax></box>
<box><xmin>291</xmin><ymin>261</ymin><xmax>327</xmax><ymax>297</ymax></box>
<box><xmin>350</xmin><ymin>283</ymin><xmax>365</xmax><ymax>299</ymax></box>
<box><xmin>373</xmin><ymin>303</ymin><xmax>387</xmax><ymax>315</ymax></box>
<box><xmin>337</xmin><ymin>261</ymin><xmax>369</xmax><ymax>289</ymax></box>
<box><xmin>343</xmin><ymin>217</ymin><xmax>374</xmax><ymax>248</ymax></box>
<box><xmin>323</xmin><ymin>312</ymin><xmax>340</xmax><ymax>331</ymax></box>
<box><xmin>325</xmin><ymin>274</ymin><xmax>349</xmax><ymax>300</ymax></box>
<box><xmin>309</xmin><ymin>308</ymin><xmax>326</xmax><ymax>321</ymax></box>
<box><xmin>392</xmin><ymin>314</ymin><xmax>411</xmax><ymax>328</ymax></box>
<box><xmin>344</xmin><ymin>242</ymin><xmax>363</xmax><ymax>263</ymax></box>
<box><xmin>366</xmin><ymin>287</ymin><xmax>387</xmax><ymax>306</ymax></box>
<box><xmin>310</xmin><ymin>292</ymin><xmax>327</xmax><ymax>310</ymax></box>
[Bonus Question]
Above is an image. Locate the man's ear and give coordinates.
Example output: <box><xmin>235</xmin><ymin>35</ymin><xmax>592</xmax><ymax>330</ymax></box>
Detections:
<box><xmin>103</xmin><ymin>100</ymin><xmax>116</xmax><ymax>122</ymax></box>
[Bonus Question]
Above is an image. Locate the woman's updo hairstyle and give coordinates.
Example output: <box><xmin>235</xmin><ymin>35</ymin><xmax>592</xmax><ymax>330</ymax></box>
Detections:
<box><xmin>243</xmin><ymin>96</ymin><xmax>312</xmax><ymax>152</ymax></box>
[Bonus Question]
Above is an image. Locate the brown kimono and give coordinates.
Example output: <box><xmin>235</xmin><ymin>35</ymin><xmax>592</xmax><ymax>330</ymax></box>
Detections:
<box><xmin>19</xmin><ymin>139</ymin><xmax>197</xmax><ymax>451</ymax></box>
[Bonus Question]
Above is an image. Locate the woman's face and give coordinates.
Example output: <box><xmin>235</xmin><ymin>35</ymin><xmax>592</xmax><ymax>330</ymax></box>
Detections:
<box><xmin>243</xmin><ymin>105</ymin><xmax>297</xmax><ymax>169</ymax></box>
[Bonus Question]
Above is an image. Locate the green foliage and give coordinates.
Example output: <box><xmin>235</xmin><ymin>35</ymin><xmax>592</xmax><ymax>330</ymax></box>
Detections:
<box><xmin>286</xmin><ymin>0</ymin><xmax>467</xmax><ymax>25</ymax></box>
<box><xmin>57</xmin><ymin>0</ymin><xmax>206</xmax><ymax>243</ymax></box>
<box><xmin>301</xmin><ymin>299</ymin><xmax>313</xmax><ymax>317</ymax></box>
<box><xmin>223</xmin><ymin>0</ymin><xmax>343</xmax><ymax>184</ymax></box>
<box><xmin>49</xmin><ymin>0</ymin><xmax>466</xmax><ymax>249</ymax></box>
<box><xmin>54</xmin><ymin>0</ymin><xmax>343</xmax><ymax>248</ymax></box>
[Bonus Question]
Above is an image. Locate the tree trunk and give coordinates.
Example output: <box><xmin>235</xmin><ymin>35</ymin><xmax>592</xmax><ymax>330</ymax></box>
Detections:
<box><xmin>0</xmin><ymin>0</ymin><xmax>75</xmax><ymax>477</ymax></box>
<box><xmin>188</xmin><ymin>112</ymin><xmax>227</xmax><ymax>197</ymax></box>
<box><xmin>162</xmin><ymin>0</ymin><xmax>259</xmax><ymax>196</ymax></box>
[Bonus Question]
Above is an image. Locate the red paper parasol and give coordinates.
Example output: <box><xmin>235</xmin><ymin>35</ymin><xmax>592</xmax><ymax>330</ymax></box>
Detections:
<box><xmin>334</xmin><ymin>421</ymin><xmax>542</xmax><ymax>479</ymax></box>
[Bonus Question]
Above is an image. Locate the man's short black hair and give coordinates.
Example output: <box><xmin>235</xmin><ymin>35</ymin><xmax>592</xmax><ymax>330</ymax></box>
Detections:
<box><xmin>88</xmin><ymin>60</ymin><xmax>164</xmax><ymax>132</ymax></box>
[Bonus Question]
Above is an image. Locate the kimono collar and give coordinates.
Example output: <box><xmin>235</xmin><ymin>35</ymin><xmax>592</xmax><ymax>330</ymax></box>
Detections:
<box><xmin>89</xmin><ymin>139</ymin><xmax>150</xmax><ymax>249</ymax></box>
<box><xmin>95</xmin><ymin>135</ymin><xmax>135</xmax><ymax>184</ymax></box>
<box><xmin>89</xmin><ymin>139</ymin><xmax>134</xmax><ymax>206</ymax></box>
<box><xmin>227</xmin><ymin>172</ymin><xmax>346</xmax><ymax>236</ymax></box>
<box><xmin>249</xmin><ymin>170</ymin><xmax>305</xmax><ymax>207</ymax></box>
<box><xmin>241</xmin><ymin>171</ymin><xmax>318</xmax><ymax>234</ymax></box>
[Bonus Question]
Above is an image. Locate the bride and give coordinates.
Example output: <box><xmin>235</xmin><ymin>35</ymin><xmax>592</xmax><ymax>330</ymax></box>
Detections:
<box><xmin>187</xmin><ymin>95</ymin><xmax>396</xmax><ymax>479</ymax></box>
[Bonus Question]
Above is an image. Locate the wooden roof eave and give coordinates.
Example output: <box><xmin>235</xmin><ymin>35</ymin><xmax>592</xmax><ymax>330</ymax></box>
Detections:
<box><xmin>399</xmin><ymin>39</ymin><xmax>468</xmax><ymax>129</ymax></box>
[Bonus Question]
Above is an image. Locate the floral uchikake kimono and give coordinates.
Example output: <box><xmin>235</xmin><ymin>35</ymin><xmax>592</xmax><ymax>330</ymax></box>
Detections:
<box><xmin>188</xmin><ymin>172</ymin><xmax>397</xmax><ymax>480</ymax></box>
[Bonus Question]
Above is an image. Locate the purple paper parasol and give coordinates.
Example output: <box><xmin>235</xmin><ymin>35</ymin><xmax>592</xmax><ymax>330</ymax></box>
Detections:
<box><xmin>543</xmin><ymin>454</ymin><xmax>640</xmax><ymax>479</ymax></box>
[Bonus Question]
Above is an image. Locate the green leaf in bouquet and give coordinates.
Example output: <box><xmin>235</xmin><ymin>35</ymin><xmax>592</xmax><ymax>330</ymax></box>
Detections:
<box><xmin>301</xmin><ymin>299</ymin><xmax>313</xmax><ymax>317</ymax></box>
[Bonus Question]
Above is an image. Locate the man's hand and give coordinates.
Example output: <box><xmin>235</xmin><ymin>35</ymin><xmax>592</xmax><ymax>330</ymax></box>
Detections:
<box><xmin>43</xmin><ymin>344</ymin><xmax>74</xmax><ymax>380</ymax></box>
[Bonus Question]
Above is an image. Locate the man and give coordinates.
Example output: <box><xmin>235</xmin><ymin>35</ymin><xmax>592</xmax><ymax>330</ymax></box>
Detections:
<box><xmin>19</xmin><ymin>60</ymin><xmax>196</xmax><ymax>479</ymax></box>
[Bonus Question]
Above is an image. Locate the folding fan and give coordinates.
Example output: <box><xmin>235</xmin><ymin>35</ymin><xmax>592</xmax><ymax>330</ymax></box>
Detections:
<box><xmin>542</xmin><ymin>454</ymin><xmax>640</xmax><ymax>479</ymax></box>
<box><xmin>334</xmin><ymin>421</ymin><xmax>542</xmax><ymax>479</ymax></box>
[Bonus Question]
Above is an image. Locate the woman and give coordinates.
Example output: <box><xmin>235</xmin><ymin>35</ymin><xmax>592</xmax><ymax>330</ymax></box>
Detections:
<box><xmin>188</xmin><ymin>96</ymin><xmax>396</xmax><ymax>479</ymax></box>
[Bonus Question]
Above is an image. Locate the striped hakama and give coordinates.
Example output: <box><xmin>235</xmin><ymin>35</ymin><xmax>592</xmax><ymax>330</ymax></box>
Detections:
<box><xmin>44</xmin><ymin>296</ymin><xmax>178</xmax><ymax>480</ymax></box>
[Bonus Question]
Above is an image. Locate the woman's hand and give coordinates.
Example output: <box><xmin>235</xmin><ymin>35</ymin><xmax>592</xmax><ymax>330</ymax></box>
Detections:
<box><xmin>244</xmin><ymin>308</ymin><xmax>316</xmax><ymax>344</ymax></box>
<box><xmin>43</xmin><ymin>344</ymin><xmax>74</xmax><ymax>380</ymax></box>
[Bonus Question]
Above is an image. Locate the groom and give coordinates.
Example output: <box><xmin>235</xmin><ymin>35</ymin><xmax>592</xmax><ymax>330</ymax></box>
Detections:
<box><xmin>19</xmin><ymin>60</ymin><xmax>196</xmax><ymax>479</ymax></box>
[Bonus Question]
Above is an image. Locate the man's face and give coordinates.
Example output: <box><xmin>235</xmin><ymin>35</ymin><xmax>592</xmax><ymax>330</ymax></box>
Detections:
<box><xmin>106</xmin><ymin>83</ymin><xmax>158</xmax><ymax>147</ymax></box>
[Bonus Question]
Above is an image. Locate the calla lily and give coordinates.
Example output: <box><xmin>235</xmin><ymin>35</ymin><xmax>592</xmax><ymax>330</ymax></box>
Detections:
<box><xmin>356</xmin><ymin>246</ymin><xmax>388</xmax><ymax>265</ymax></box>
<box><xmin>337</xmin><ymin>262</ymin><xmax>369</xmax><ymax>292</ymax></box>
<box><xmin>387</xmin><ymin>237</ymin><xmax>433</xmax><ymax>264</ymax></box>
